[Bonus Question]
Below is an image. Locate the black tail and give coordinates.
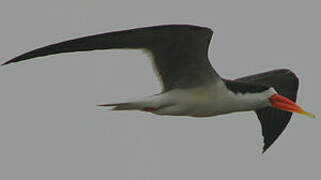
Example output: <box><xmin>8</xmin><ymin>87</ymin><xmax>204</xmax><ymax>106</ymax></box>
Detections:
<box><xmin>235</xmin><ymin>69</ymin><xmax>299</xmax><ymax>153</ymax></box>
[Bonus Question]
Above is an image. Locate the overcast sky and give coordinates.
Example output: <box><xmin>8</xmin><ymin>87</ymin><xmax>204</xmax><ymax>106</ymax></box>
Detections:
<box><xmin>0</xmin><ymin>0</ymin><xmax>320</xmax><ymax>179</ymax></box>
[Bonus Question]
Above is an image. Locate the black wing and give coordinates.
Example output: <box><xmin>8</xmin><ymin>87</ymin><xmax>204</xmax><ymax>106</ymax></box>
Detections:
<box><xmin>3</xmin><ymin>24</ymin><xmax>220</xmax><ymax>91</ymax></box>
<box><xmin>235</xmin><ymin>69</ymin><xmax>299</xmax><ymax>153</ymax></box>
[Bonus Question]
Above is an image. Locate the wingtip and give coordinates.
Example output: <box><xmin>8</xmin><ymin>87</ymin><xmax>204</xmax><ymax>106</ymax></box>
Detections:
<box><xmin>262</xmin><ymin>144</ymin><xmax>271</xmax><ymax>154</ymax></box>
<box><xmin>1</xmin><ymin>60</ymin><xmax>12</xmax><ymax>66</ymax></box>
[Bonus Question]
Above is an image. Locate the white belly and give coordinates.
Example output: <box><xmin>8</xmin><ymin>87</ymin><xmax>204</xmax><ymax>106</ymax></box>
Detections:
<box><xmin>149</xmin><ymin>83</ymin><xmax>271</xmax><ymax>117</ymax></box>
<box><xmin>153</xmin><ymin>90</ymin><xmax>234</xmax><ymax>117</ymax></box>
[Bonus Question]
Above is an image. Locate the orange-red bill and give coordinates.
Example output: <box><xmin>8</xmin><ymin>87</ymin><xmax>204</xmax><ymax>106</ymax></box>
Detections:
<box><xmin>269</xmin><ymin>94</ymin><xmax>315</xmax><ymax>118</ymax></box>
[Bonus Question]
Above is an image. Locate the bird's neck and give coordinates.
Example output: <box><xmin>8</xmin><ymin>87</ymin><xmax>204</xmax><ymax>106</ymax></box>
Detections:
<box><xmin>222</xmin><ymin>80</ymin><xmax>277</xmax><ymax>111</ymax></box>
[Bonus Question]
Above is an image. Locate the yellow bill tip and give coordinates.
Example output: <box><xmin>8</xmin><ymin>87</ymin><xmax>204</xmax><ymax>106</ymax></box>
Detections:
<box><xmin>299</xmin><ymin>110</ymin><xmax>315</xmax><ymax>119</ymax></box>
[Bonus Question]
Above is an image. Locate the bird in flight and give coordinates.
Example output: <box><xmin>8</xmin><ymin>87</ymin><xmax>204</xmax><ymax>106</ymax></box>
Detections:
<box><xmin>2</xmin><ymin>24</ymin><xmax>315</xmax><ymax>153</ymax></box>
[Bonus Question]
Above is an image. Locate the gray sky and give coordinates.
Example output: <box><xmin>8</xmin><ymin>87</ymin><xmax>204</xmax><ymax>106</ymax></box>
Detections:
<box><xmin>0</xmin><ymin>0</ymin><xmax>320</xmax><ymax>179</ymax></box>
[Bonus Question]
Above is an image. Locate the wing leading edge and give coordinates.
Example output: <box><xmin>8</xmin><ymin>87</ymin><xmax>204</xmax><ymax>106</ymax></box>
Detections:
<box><xmin>3</xmin><ymin>25</ymin><xmax>220</xmax><ymax>90</ymax></box>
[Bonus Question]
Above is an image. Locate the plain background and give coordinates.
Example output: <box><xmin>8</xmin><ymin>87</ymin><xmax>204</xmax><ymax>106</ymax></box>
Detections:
<box><xmin>0</xmin><ymin>0</ymin><xmax>320</xmax><ymax>179</ymax></box>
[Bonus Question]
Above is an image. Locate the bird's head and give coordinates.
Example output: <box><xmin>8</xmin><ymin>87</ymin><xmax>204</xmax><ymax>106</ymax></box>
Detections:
<box><xmin>268</xmin><ymin>93</ymin><xmax>315</xmax><ymax>118</ymax></box>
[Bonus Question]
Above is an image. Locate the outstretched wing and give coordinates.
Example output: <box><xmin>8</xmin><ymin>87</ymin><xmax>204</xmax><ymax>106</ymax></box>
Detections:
<box><xmin>235</xmin><ymin>69</ymin><xmax>299</xmax><ymax>153</ymax></box>
<box><xmin>3</xmin><ymin>25</ymin><xmax>220</xmax><ymax>91</ymax></box>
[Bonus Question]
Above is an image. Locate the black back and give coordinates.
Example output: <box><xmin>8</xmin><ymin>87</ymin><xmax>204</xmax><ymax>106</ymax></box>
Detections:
<box><xmin>223</xmin><ymin>79</ymin><xmax>270</xmax><ymax>94</ymax></box>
